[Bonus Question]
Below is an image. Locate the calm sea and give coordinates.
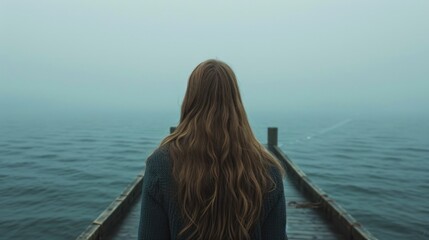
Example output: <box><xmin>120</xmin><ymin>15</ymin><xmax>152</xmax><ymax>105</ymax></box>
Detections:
<box><xmin>0</xmin><ymin>112</ymin><xmax>428</xmax><ymax>239</ymax></box>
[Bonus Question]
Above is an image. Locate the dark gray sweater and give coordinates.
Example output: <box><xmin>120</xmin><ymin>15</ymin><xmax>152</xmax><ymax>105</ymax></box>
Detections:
<box><xmin>138</xmin><ymin>145</ymin><xmax>287</xmax><ymax>240</ymax></box>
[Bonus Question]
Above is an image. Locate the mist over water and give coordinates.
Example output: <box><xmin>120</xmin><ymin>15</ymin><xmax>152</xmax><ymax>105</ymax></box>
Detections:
<box><xmin>1</xmin><ymin>0</ymin><xmax>429</xmax><ymax>117</ymax></box>
<box><xmin>1</xmin><ymin>0</ymin><xmax>429</xmax><ymax>239</ymax></box>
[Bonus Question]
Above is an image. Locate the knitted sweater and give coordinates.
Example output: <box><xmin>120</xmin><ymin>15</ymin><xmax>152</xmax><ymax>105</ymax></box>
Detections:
<box><xmin>138</xmin><ymin>144</ymin><xmax>287</xmax><ymax>240</ymax></box>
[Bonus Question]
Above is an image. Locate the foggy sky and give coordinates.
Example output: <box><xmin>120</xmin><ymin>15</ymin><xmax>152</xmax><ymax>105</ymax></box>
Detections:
<box><xmin>1</xmin><ymin>0</ymin><xmax>428</xmax><ymax>117</ymax></box>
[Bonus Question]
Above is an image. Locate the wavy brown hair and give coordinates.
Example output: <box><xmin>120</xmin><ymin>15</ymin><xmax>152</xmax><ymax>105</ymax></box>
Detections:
<box><xmin>161</xmin><ymin>59</ymin><xmax>284</xmax><ymax>240</ymax></box>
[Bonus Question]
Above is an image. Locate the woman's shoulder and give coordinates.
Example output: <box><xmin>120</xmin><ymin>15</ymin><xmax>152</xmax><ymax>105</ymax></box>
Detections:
<box><xmin>265</xmin><ymin>165</ymin><xmax>285</xmax><ymax>200</ymax></box>
<box><xmin>268</xmin><ymin>164</ymin><xmax>284</xmax><ymax>186</ymax></box>
<box><xmin>145</xmin><ymin>144</ymin><xmax>171</xmax><ymax>176</ymax></box>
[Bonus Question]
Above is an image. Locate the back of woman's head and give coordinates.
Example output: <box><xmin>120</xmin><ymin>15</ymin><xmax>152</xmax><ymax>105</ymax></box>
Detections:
<box><xmin>161</xmin><ymin>59</ymin><xmax>283</xmax><ymax>240</ymax></box>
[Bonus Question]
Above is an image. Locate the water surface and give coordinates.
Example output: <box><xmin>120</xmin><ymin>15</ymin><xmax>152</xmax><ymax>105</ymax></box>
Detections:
<box><xmin>0</xmin><ymin>112</ymin><xmax>427</xmax><ymax>239</ymax></box>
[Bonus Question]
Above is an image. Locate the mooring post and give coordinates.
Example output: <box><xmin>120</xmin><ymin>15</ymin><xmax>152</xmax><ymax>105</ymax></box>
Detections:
<box><xmin>268</xmin><ymin>127</ymin><xmax>278</xmax><ymax>147</ymax></box>
<box><xmin>170</xmin><ymin>126</ymin><xmax>176</xmax><ymax>134</ymax></box>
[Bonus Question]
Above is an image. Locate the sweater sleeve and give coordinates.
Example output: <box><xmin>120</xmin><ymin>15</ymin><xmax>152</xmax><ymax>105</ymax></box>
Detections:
<box><xmin>138</xmin><ymin>154</ymin><xmax>170</xmax><ymax>240</ymax></box>
<box><xmin>261</xmin><ymin>179</ymin><xmax>288</xmax><ymax>240</ymax></box>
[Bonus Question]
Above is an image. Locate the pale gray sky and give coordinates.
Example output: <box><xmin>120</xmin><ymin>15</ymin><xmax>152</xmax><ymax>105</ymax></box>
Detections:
<box><xmin>1</xmin><ymin>0</ymin><xmax>428</xmax><ymax>117</ymax></box>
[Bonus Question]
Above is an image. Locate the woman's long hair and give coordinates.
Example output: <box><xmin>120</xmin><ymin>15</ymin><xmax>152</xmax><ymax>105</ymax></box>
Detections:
<box><xmin>161</xmin><ymin>59</ymin><xmax>284</xmax><ymax>240</ymax></box>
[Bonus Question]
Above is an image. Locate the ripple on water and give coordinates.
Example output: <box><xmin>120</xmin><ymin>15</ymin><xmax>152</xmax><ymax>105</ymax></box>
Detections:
<box><xmin>0</xmin><ymin>216</ymin><xmax>88</xmax><ymax>239</ymax></box>
<box><xmin>109</xmin><ymin>149</ymin><xmax>145</xmax><ymax>155</ymax></box>
<box><xmin>2</xmin><ymin>160</ymin><xmax>40</xmax><ymax>169</ymax></box>
<box><xmin>326</xmin><ymin>153</ymin><xmax>356</xmax><ymax>160</ymax></box>
<box><xmin>0</xmin><ymin>149</ymin><xmax>25</xmax><ymax>156</ymax></box>
<box><xmin>31</xmin><ymin>153</ymin><xmax>59</xmax><ymax>159</ymax></box>
<box><xmin>333</xmin><ymin>147</ymin><xmax>374</xmax><ymax>154</ymax></box>
<box><xmin>50</xmin><ymin>141</ymin><xmax>74</xmax><ymax>146</ymax></box>
<box><xmin>394</xmin><ymin>146</ymin><xmax>429</xmax><ymax>153</ymax></box>
<box><xmin>76</xmin><ymin>138</ymin><xmax>97</xmax><ymax>143</ymax></box>
<box><xmin>9</xmin><ymin>145</ymin><xmax>35</xmax><ymax>150</ymax></box>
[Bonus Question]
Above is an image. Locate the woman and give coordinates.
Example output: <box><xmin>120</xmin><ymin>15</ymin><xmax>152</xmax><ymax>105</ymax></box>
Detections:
<box><xmin>138</xmin><ymin>59</ymin><xmax>287</xmax><ymax>240</ymax></box>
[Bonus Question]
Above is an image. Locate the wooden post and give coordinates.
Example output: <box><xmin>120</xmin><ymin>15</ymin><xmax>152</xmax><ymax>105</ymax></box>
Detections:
<box><xmin>170</xmin><ymin>126</ymin><xmax>176</xmax><ymax>134</ymax></box>
<box><xmin>268</xmin><ymin>127</ymin><xmax>278</xmax><ymax>146</ymax></box>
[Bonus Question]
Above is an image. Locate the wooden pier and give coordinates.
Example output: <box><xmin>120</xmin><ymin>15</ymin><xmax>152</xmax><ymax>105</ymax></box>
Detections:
<box><xmin>76</xmin><ymin>127</ymin><xmax>377</xmax><ymax>240</ymax></box>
